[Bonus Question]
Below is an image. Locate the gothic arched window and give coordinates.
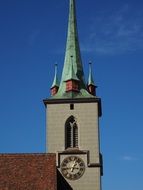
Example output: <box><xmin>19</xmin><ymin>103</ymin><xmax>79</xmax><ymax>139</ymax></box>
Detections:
<box><xmin>65</xmin><ymin>116</ymin><xmax>78</xmax><ymax>149</ymax></box>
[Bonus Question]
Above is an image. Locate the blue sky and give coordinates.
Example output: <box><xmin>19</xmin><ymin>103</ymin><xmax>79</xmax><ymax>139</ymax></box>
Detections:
<box><xmin>0</xmin><ymin>0</ymin><xmax>143</xmax><ymax>189</ymax></box>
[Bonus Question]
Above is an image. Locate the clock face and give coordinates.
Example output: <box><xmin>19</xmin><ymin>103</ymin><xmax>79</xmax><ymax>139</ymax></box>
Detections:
<box><xmin>61</xmin><ymin>156</ymin><xmax>85</xmax><ymax>180</ymax></box>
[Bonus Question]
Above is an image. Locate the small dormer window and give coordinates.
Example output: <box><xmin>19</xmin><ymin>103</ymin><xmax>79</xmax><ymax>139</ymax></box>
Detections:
<box><xmin>66</xmin><ymin>80</ymin><xmax>79</xmax><ymax>92</ymax></box>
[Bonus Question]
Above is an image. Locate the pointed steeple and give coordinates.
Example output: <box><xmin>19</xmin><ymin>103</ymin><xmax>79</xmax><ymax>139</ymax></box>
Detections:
<box><xmin>62</xmin><ymin>0</ymin><xmax>84</xmax><ymax>83</ymax></box>
<box><xmin>51</xmin><ymin>64</ymin><xmax>59</xmax><ymax>96</ymax></box>
<box><xmin>88</xmin><ymin>62</ymin><xmax>97</xmax><ymax>96</ymax></box>
<box><xmin>51</xmin><ymin>0</ymin><xmax>95</xmax><ymax>99</ymax></box>
<box><xmin>88</xmin><ymin>62</ymin><xmax>95</xmax><ymax>86</ymax></box>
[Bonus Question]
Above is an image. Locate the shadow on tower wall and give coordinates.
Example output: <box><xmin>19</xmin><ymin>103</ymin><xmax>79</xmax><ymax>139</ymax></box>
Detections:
<box><xmin>57</xmin><ymin>170</ymin><xmax>73</xmax><ymax>190</ymax></box>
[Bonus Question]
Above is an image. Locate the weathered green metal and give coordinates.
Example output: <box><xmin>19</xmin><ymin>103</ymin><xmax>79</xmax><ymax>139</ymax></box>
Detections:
<box><xmin>51</xmin><ymin>64</ymin><xmax>59</xmax><ymax>88</ymax></box>
<box><xmin>64</xmin><ymin>56</ymin><xmax>79</xmax><ymax>82</ymax></box>
<box><xmin>88</xmin><ymin>62</ymin><xmax>95</xmax><ymax>86</ymax></box>
<box><xmin>51</xmin><ymin>0</ymin><xmax>95</xmax><ymax>99</ymax></box>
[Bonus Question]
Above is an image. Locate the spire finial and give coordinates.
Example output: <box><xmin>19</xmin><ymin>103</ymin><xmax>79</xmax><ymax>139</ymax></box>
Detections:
<box><xmin>88</xmin><ymin>62</ymin><xmax>95</xmax><ymax>86</ymax></box>
<box><xmin>51</xmin><ymin>63</ymin><xmax>60</xmax><ymax>96</ymax></box>
<box><xmin>51</xmin><ymin>63</ymin><xmax>59</xmax><ymax>88</ymax></box>
<box><xmin>88</xmin><ymin>62</ymin><xmax>97</xmax><ymax>96</ymax></box>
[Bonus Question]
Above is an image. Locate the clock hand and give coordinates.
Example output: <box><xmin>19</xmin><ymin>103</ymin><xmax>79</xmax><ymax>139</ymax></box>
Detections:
<box><xmin>71</xmin><ymin>161</ymin><xmax>77</xmax><ymax>172</ymax></box>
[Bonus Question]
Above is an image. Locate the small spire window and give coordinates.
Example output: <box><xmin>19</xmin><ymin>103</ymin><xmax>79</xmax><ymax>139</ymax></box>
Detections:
<box><xmin>65</xmin><ymin>116</ymin><xmax>78</xmax><ymax>149</ymax></box>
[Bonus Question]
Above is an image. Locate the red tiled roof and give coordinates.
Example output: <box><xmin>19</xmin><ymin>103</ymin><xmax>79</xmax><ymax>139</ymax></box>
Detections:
<box><xmin>0</xmin><ymin>153</ymin><xmax>57</xmax><ymax>190</ymax></box>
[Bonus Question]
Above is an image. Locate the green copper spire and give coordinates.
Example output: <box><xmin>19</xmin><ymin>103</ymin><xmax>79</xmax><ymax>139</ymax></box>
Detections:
<box><xmin>60</xmin><ymin>0</ymin><xmax>85</xmax><ymax>86</ymax></box>
<box><xmin>64</xmin><ymin>56</ymin><xmax>79</xmax><ymax>82</ymax></box>
<box><xmin>51</xmin><ymin>63</ymin><xmax>59</xmax><ymax>88</ymax></box>
<box><xmin>88</xmin><ymin>62</ymin><xmax>95</xmax><ymax>86</ymax></box>
<box><xmin>51</xmin><ymin>0</ymin><xmax>95</xmax><ymax>99</ymax></box>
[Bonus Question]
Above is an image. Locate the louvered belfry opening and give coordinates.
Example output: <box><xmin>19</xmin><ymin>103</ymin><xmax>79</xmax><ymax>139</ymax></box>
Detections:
<box><xmin>65</xmin><ymin>116</ymin><xmax>78</xmax><ymax>149</ymax></box>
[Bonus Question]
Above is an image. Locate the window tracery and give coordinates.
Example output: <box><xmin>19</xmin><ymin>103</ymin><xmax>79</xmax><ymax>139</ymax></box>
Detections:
<box><xmin>65</xmin><ymin>116</ymin><xmax>78</xmax><ymax>149</ymax></box>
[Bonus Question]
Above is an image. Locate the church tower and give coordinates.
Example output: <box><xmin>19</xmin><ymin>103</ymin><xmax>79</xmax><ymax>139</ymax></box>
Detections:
<box><xmin>44</xmin><ymin>0</ymin><xmax>103</xmax><ymax>190</ymax></box>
